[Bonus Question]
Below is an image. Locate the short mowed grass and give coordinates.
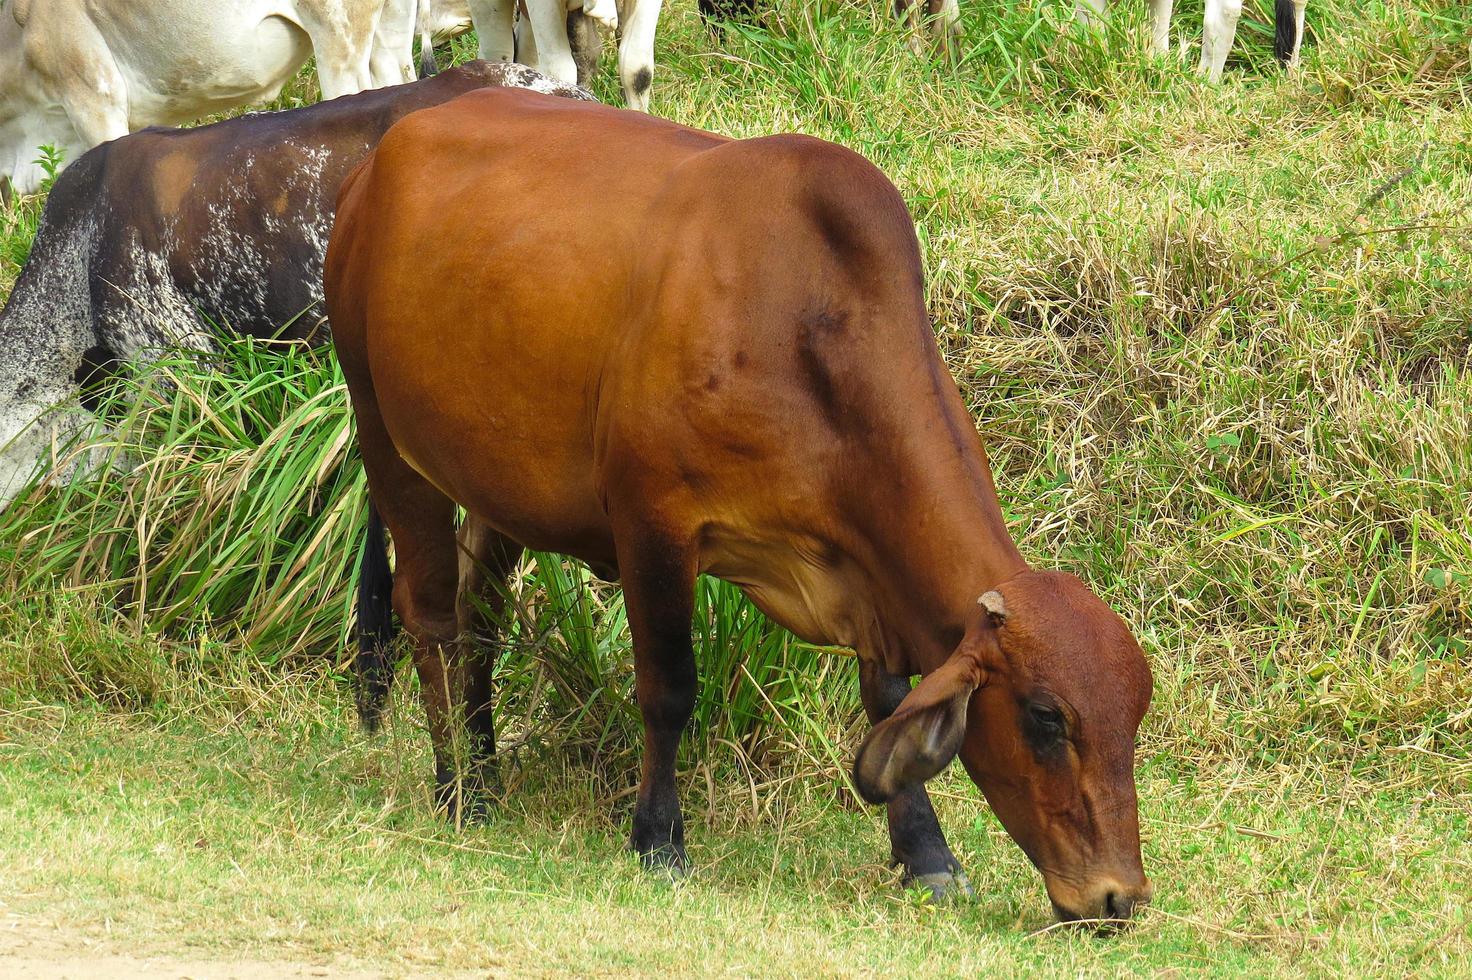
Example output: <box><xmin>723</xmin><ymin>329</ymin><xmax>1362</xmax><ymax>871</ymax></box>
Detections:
<box><xmin>2</xmin><ymin>0</ymin><xmax>1470</xmax><ymax>974</ymax></box>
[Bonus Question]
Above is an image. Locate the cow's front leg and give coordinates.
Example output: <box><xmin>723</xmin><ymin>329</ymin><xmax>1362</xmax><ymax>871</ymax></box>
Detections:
<box><xmin>469</xmin><ymin>0</ymin><xmax>517</xmax><ymax>63</ymax></box>
<box><xmin>616</xmin><ymin>528</ymin><xmax>698</xmax><ymax>873</ymax></box>
<box><xmin>859</xmin><ymin>660</ymin><xmax>973</xmax><ymax>901</ymax></box>
<box><xmin>521</xmin><ymin>0</ymin><xmax>579</xmax><ymax>83</ymax></box>
<box><xmin>616</xmin><ymin>0</ymin><xmax>665</xmax><ymax>112</ymax></box>
<box><xmin>1149</xmin><ymin>0</ymin><xmax>1174</xmax><ymax>55</ymax></box>
<box><xmin>1198</xmin><ymin>0</ymin><xmax>1243</xmax><ymax>82</ymax></box>
<box><xmin>1073</xmin><ymin>0</ymin><xmax>1108</xmax><ymax>32</ymax></box>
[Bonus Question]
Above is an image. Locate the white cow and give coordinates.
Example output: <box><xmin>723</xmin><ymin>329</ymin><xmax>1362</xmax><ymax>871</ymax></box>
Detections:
<box><xmin>469</xmin><ymin>0</ymin><xmax>653</xmax><ymax>111</ymax></box>
<box><xmin>1077</xmin><ymin>0</ymin><xmax>1309</xmax><ymax>82</ymax></box>
<box><xmin>0</xmin><ymin>0</ymin><xmax>399</xmax><ymax>197</ymax></box>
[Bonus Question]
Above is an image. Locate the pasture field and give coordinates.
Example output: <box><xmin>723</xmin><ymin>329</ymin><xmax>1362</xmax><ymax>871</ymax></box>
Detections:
<box><xmin>2</xmin><ymin>0</ymin><xmax>1470</xmax><ymax>975</ymax></box>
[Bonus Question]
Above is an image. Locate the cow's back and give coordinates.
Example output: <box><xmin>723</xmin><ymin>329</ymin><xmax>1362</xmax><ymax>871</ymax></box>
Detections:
<box><xmin>327</xmin><ymin>89</ymin><xmax>937</xmax><ymax>565</ymax></box>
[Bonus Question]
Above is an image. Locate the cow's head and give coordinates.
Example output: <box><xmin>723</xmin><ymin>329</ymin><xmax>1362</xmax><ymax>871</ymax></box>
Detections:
<box><xmin>854</xmin><ymin>569</ymin><xmax>1153</xmax><ymax>925</ymax></box>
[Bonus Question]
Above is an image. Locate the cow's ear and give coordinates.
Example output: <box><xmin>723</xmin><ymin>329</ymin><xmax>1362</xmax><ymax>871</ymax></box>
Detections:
<box><xmin>852</xmin><ymin>651</ymin><xmax>986</xmax><ymax>804</ymax></box>
<box><xmin>851</xmin><ymin>595</ymin><xmax>1006</xmax><ymax>804</ymax></box>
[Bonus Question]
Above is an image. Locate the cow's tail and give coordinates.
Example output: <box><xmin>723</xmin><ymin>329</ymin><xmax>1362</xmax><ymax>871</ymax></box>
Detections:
<box><xmin>1273</xmin><ymin>0</ymin><xmax>1297</xmax><ymax>65</ymax></box>
<box><xmin>418</xmin><ymin>0</ymin><xmax>439</xmax><ymax>77</ymax></box>
<box><xmin>355</xmin><ymin>501</ymin><xmax>397</xmax><ymax>732</ymax></box>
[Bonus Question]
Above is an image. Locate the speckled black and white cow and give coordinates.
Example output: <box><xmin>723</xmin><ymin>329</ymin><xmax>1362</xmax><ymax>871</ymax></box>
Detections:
<box><xmin>0</xmin><ymin>61</ymin><xmax>592</xmax><ymax>508</ymax></box>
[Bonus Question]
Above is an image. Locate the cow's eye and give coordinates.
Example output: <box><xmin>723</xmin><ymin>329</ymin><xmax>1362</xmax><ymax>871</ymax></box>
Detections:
<box><xmin>1030</xmin><ymin>703</ymin><xmax>1062</xmax><ymax>728</ymax></box>
<box><xmin>1025</xmin><ymin>701</ymin><xmax>1067</xmax><ymax>744</ymax></box>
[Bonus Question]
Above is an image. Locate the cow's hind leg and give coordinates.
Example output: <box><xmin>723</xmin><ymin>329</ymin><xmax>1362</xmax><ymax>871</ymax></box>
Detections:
<box><xmin>381</xmin><ymin>479</ymin><xmax>483</xmax><ymax>820</ymax></box>
<box><xmin>350</xmin><ymin>397</ymin><xmax>490</xmax><ymax>823</ymax></box>
<box><xmin>614</xmin><ymin>525</ymin><xmax>698</xmax><ymax>872</ymax></box>
<box><xmin>454</xmin><ymin>518</ymin><xmax>526</xmax><ymax>797</ymax></box>
<box><xmin>860</xmin><ymin>660</ymin><xmax>973</xmax><ymax>901</ymax></box>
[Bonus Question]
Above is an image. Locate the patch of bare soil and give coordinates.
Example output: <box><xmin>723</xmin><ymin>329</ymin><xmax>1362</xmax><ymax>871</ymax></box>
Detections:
<box><xmin>0</xmin><ymin>912</ymin><xmax>478</xmax><ymax>980</ymax></box>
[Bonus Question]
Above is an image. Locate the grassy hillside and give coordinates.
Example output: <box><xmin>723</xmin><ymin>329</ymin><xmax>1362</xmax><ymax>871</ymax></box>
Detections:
<box><xmin>1</xmin><ymin>0</ymin><xmax>1469</xmax><ymax>974</ymax></box>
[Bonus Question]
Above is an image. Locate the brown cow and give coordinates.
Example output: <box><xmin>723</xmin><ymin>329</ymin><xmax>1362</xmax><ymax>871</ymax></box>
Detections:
<box><xmin>325</xmin><ymin>88</ymin><xmax>1154</xmax><ymax>925</ymax></box>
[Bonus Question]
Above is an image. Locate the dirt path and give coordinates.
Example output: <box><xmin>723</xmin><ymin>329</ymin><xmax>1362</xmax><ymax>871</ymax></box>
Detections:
<box><xmin>0</xmin><ymin>913</ymin><xmax>476</xmax><ymax>980</ymax></box>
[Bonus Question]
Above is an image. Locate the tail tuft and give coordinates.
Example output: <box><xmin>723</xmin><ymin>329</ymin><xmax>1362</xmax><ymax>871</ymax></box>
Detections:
<box><xmin>355</xmin><ymin>502</ymin><xmax>397</xmax><ymax>732</ymax></box>
<box><xmin>1273</xmin><ymin>0</ymin><xmax>1297</xmax><ymax>65</ymax></box>
<box><xmin>417</xmin><ymin>0</ymin><xmax>439</xmax><ymax>78</ymax></box>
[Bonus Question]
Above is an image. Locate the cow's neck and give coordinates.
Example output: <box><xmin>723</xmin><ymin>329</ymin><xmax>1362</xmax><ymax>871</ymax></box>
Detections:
<box><xmin>839</xmin><ymin>359</ymin><xmax>1028</xmax><ymax>678</ymax></box>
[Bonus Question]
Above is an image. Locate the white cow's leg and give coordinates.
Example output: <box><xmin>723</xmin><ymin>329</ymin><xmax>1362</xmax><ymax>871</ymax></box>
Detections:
<box><xmin>1288</xmin><ymin>0</ymin><xmax>1308</xmax><ymax>68</ymax></box>
<box><xmin>371</xmin><ymin>0</ymin><xmax>420</xmax><ymax>85</ymax></box>
<box><xmin>296</xmin><ymin>4</ymin><xmax>378</xmax><ymax>98</ymax></box>
<box><xmin>469</xmin><ymin>0</ymin><xmax>517</xmax><ymax>62</ymax></box>
<box><xmin>927</xmin><ymin>0</ymin><xmax>962</xmax><ymax>61</ymax></box>
<box><xmin>515</xmin><ymin>12</ymin><xmax>540</xmax><ymax>69</ymax></box>
<box><xmin>522</xmin><ymin>0</ymin><xmax>578</xmax><ymax>82</ymax></box>
<box><xmin>1198</xmin><ymin>0</ymin><xmax>1243</xmax><ymax>82</ymax></box>
<box><xmin>1149</xmin><ymin>0</ymin><xmax>1174</xmax><ymax>55</ymax></box>
<box><xmin>1074</xmin><ymin>0</ymin><xmax>1107</xmax><ymax>31</ymax></box>
<box><xmin>617</xmin><ymin>0</ymin><xmax>664</xmax><ymax>112</ymax></box>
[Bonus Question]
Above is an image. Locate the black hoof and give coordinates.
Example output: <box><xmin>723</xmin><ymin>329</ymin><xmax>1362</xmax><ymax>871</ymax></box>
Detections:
<box><xmin>434</xmin><ymin>768</ymin><xmax>496</xmax><ymax>825</ymax></box>
<box><xmin>903</xmin><ymin>869</ymin><xmax>974</xmax><ymax>903</ymax></box>
<box><xmin>356</xmin><ymin>700</ymin><xmax>385</xmax><ymax>734</ymax></box>
<box><xmin>633</xmin><ymin>840</ymin><xmax>688</xmax><ymax>878</ymax></box>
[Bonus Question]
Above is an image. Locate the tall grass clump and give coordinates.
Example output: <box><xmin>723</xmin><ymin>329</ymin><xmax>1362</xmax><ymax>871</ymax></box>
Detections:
<box><xmin>0</xmin><ymin>340</ymin><xmax>366</xmax><ymax>660</ymax></box>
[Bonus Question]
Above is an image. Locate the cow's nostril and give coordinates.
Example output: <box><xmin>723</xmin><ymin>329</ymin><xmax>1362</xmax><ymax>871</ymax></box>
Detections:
<box><xmin>1102</xmin><ymin>889</ymin><xmax>1144</xmax><ymax>924</ymax></box>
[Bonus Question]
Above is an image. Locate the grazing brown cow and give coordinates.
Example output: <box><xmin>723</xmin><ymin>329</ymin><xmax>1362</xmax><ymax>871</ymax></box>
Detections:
<box><xmin>326</xmin><ymin>88</ymin><xmax>1154</xmax><ymax>925</ymax></box>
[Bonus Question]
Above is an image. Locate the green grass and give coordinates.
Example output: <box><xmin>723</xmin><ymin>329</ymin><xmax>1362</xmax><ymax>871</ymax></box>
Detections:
<box><xmin>1</xmin><ymin>620</ymin><xmax>1468</xmax><ymax>974</ymax></box>
<box><xmin>1</xmin><ymin>0</ymin><xmax>1470</xmax><ymax>973</ymax></box>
